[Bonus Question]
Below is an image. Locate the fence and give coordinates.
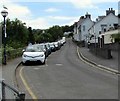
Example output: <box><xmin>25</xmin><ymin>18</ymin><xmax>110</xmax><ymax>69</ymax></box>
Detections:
<box><xmin>0</xmin><ymin>80</ymin><xmax>25</xmax><ymax>101</ymax></box>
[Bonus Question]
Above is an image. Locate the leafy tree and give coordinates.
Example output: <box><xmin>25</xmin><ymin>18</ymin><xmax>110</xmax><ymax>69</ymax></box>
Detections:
<box><xmin>1</xmin><ymin>17</ymin><xmax>75</xmax><ymax>49</ymax></box>
<box><xmin>47</xmin><ymin>25</ymin><xmax>63</xmax><ymax>41</ymax></box>
<box><xmin>1</xmin><ymin>18</ymin><xmax>29</xmax><ymax>48</ymax></box>
<box><xmin>28</xmin><ymin>27</ymin><xmax>35</xmax><ymax>44</ymax></box>
<box><xmin>68</xmin><ymin>32</ymin><xmax>73</xmax><ymax>37</ymax></box>
<box><xmin>111</xmin><ymin>33</ymin><xmax>120</xmax><ymax>42</ymax></box>
<box><xmin>61</xmin><ymin>25</ymin><xmax>74</xmax><ymax>33</ymax></box>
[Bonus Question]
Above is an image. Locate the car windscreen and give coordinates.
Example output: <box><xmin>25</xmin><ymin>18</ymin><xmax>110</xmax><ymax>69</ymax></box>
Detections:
<box><xmin>39</xmin><ymin>45</ymin><xmax>46</xmax><ymax>50</ymax></box>
<box><xmin>50</xmin><ymin>44</ymin><xmax>54</xmax><ymax>47</ymax></box>
<box><xmin>26</xmin><ymin>46</ymin><xmax>43</xmax><ymax>52</ymax></box>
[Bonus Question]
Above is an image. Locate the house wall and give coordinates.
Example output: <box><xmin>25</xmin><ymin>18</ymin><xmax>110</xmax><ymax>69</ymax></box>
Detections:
<box><xmin>89</xmin><ymin>13</ymin><xmax>119</xmax><ymax>43</ymax></box>
<box><xmin>73</xmin><ymin>33</ymin><xmax>80</xmax><ymax>41</ymax></box>
<box><xmin>94</xmin><ymin>13</ymin><xmax>118</xmax><ymax>38</ymax></box>
<box><xmin>80</xmin><ymin>18</ymin><xmax>94</xmax><ymax>41</ymax></box>
<box><xmin>73</xmin><ymin>25</ymin><xmax>77</xmax><ymax>35</ymax></box>
<box><xmin>73</xmin><ymin>23</ymin><xmax>79</xmax><ymax>41</ymax></box>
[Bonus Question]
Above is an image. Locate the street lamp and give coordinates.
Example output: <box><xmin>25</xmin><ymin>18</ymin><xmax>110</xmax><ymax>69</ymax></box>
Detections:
<box><xmin>1</xmin><ymin>9</ymin><xmax>8</xmax><ymax>65</ymax></box>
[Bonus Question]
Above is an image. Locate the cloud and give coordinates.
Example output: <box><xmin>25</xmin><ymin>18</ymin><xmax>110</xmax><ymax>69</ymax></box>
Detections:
<box><xmin>47</xmin><ymin>16</ymin><xmax>79</xmax><ymax>27</ymax></box>
<box><xmin>45</xmin><ymin>8</ymin><xmax>59</xmax><ymax>12</ymax></box>
<box><xmin>0</xmin><ymin>0</ymin><xmax>118</xmax><ymax>29</ymax></box>
<box><xmin>0</xmin><ymin>0</ymin><xmax>71</xmax><ymax>2</ymax></box>
<box><xmin>93</xmin><ymin>0</ymin><xmax>119</xmax><ymax>3</ymax></box>
<box><xmin>70</xmin><ymin>0</ymin><xmax>119</xmax><ymax>9</ymax></box>
<box><xmin>60</xmin><ymin>17</ymin><xmax>79</xmax><ymax>26</ymax></box>
<box><xmin>70</xmin><ymin>0</ymin><xmax>97</xmax><ymax>9</ymax></box>
<box><xmin>48</xmin><ymin>16</ymin><xmax>79</xmax><ymax>20</ymax></box>
<box><xmin>25</xmin><ymin>16</ymin><xmax>79</xmax><ymax>29</ymax></box>
<box><xmin>0</xmin><ymin>0</ymin><xmax>32</xmax><ymax>20</ymax></box>
<box><xmin>2</xmin><ymin>0</ymin><xmax>118</xmax><ymax>2</ymax></box>
<box><xmin>24</xmin><ymin>17</ymin><xmax>50</xmax><ymax>29</ymax></box>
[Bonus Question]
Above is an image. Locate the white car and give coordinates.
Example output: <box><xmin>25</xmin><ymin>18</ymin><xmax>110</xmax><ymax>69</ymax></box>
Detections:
<box><xmin>53</xmin><ymin>42</ymin><xmax>60</xmax><ymax>50</ymax></box>
<box><xmin>22</xmin><ymin>45</ymin><xmax>45</xmax><ymax>64</ymax></box>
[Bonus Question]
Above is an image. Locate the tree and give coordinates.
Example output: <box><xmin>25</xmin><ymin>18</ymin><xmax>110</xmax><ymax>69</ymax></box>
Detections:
<box><xmin>0</xmin><ymin>18</ymin><xmax>29</xmax><ymax>48</ymax></box>
<box><xmin>47</xmin><ymin>25</ymin><xmax>63</xmax><ymax>41</ymax></box>
<box><xmin>111</xmin><ymin>33</ymin><xmax>120</xmax><ymax>43</ymax></box>
<box><xmin>61</xmin><ymin>25</ymin><xmax>74</xmax><ymax>33</ymax></box>
<box><xmin>28</xmin><ymin>27</ymin><xmax>35</xmax><ymax>44</ymax></box>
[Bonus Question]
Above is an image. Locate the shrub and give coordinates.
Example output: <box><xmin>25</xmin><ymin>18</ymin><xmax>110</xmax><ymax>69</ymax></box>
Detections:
<box><xmin>2</xmin><ymin>46</ymin><xmax>23</xmax><ymax>64</ymax></box>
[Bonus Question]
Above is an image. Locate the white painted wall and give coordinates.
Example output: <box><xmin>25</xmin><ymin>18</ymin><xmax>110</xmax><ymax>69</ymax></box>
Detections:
<box><xmin>89</xmin><ymin>13</ymin><xmax>119</xmax><ymax>43</ymax></box>
<box><xmin>73</xmin><ymin>33</ymin><xmax>80</xmax><ymax>41</ymax></box>
<box><xmin>80</xmin><ymin>18</ymin><xmax>94</xmax><ymax>41</ymax></box>
<box><xmin>73</xmin><ymin>23</ymin><xmax>80</xmax><ymax>41</ymax></box>
<box><xmin>94</xmin><ymin>13</ymin><xmax>119</xmax><ymax>38</ymax></box>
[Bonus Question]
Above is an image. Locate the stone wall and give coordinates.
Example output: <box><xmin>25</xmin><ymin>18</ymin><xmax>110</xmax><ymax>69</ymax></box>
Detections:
<box><xmin>104</xmin><ymin>43</ymin><xmax>119</xmax><ymax>51</ymax></box>
<box><xmin>89</xmin><ymin>43</ymin><xmax>112</xmax><ymax>59</ymax></box>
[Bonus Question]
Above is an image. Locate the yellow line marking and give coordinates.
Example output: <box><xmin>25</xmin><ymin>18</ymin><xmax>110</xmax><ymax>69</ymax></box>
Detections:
<box><xmin>19</xmin><ymin>66</ymin><xmax>38</xmax><ymax>101</ymax></box>
<box><xmin>76</xmin><ymin>46</ymin><xmax>117</xmax><ymax>75</ymax></box>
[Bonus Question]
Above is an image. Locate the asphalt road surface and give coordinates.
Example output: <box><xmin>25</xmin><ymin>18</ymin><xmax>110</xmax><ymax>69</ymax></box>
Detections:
<box><xmin>19</xmin><ymin>38</ymin><xmax>118</xmax><ymax>99</ymax></box>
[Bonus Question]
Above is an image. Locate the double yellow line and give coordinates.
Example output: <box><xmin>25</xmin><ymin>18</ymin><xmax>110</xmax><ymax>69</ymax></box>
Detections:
<box><xmin>77</xmin><ymin>46</ymin><xmax>119</xmax><ymax>75</ymax></box>
<box><xmin>19</xmin><ymin>66</ymin><xmax>38</xmax><ymax>100</ymax></box>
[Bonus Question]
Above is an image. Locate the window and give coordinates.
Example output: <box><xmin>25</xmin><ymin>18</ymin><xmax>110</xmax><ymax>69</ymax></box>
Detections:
<box><xmin>83</xmin><ymin>25</ymin><xmax>85</xmax><ymax>31</ymax></box>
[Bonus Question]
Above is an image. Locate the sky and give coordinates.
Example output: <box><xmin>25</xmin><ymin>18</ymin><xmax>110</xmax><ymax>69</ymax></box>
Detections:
<box><xmin>0</xmin><ymin>0</ymin><xmax>119</xmax><ymax>29</ymax></box>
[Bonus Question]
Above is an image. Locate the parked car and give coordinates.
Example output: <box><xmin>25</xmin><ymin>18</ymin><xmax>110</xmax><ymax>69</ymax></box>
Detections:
<box><xmin>49</xmin><ymin>43</ymin><xmax>56</xmax><ymax>52</ymax></box>
<box><xmin>45</xmin><ymin>43</ymin><xmax>52</xmax><ymax>55</ymax></box>
<box><xmin>53</xmin><ymin>42</ymin><xmax>60</xmax><ymax>50</ymax></box>
<box><xmin>38</xmin><ymin>43</ymin><xmax>49</xmax><ymax>58</ymax></box>
<box><xmin>22</xmin><ymin>45</ymin><xmax>46</xmax><ymax>64</ymax></box>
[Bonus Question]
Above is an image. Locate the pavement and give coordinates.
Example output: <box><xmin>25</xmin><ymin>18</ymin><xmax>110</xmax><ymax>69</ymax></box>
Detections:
<box><xmin>78</xmin><ymin>47</ymin><xmax>119</xmax><ymax>73</ymax></box>
<box><xmin>1</xmin><ymin>57</ymin><xmax>22</xmax><ymax>99</ymax></box>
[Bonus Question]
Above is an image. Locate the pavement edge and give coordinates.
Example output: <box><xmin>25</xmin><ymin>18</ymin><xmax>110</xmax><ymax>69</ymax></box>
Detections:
<box><xmin>77</xmin><ymin>46</ymin><xmax>120</xmax><ymax>75</ymax></box>
<box><xmin>14</xmin><ymin>62</ymin><xmax>22</xmax><ymax>89</ymax></box>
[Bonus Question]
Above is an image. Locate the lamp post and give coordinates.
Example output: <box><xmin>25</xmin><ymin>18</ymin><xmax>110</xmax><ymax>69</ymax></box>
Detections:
<box><xmin>1</xmin><ymin>9</ymin><xmax>8</xmax><ymax>65</ymax></box>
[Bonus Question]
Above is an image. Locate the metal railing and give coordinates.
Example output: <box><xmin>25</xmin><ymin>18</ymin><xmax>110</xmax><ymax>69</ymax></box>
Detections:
<box><xmin>0</xmin><ymin>80</ymin><xmax>25</xmax><ymax>101</ymax></box>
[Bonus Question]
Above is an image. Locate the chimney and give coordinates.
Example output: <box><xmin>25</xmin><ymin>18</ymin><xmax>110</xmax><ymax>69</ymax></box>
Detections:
<box><xmin>80</xmin><ymin>16</ymin><xmax>84</xmax><ymax>19</ymax></box>
<box><xmin>106</xmin><ymin>8</ymin><xmax>115</xmax><ymax>15</ymax></box>
<box><xmin>85</xmin><ymin>12</ymin><xmax>91</xmax><ymax>19</ymax></box>
<box><xmin>96</xmin><ymin>18</ymin><xmax>99</xmax><ymax>22</ymax></box>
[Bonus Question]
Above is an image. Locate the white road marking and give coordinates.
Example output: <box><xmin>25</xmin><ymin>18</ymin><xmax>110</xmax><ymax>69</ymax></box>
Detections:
<box><xmin>56</xmin><ymin>64</ymin><xmax>63</xmax><ymax>66</ymax></box>
<box><xmin>34</xmin><ymin>68</ymin><xmax>40</xmax><ymax>70</ymax></box>
<box><xmin>33</xmin><ymin>65</ymin><xmax>48</xmax><ymax>70</ymax></box>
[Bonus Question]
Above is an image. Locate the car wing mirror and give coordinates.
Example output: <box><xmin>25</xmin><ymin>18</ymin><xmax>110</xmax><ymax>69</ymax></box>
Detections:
<box><xmin>22</xmin><ymin>49</ymin><xmax>25</xmax><ymax>52</ymax></box>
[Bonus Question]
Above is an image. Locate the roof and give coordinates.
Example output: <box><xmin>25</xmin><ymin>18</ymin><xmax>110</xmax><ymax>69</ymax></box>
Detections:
<box><xmin>73</xmin><ymin>22</ymin><xmax>78</xmax><ymax>27</ymax></box>
<box><xmin>77</xmin><ymin>18</ymin><xmax>85</xmax><ymax>29</ymax></box>
<box><xmin>98</xmin><ymin>16</ymin><xmax>106</xmax><ymax>20</ymax></box>
<box><xmin>77</xmin><ymin>15</ymin><xmax>93</xmax><ymax>29</ymax></box>
<box><xmin>88</xmin><ymin>13</ymin><xmax>120</xmax><ymax>31</ymax></box>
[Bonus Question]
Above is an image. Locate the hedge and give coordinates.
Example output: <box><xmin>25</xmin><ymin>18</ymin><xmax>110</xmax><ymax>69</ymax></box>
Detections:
<box><xmin>1</xmin><ymin>47</ymin><xmax>23</xmax><ymax>64</ymax></box>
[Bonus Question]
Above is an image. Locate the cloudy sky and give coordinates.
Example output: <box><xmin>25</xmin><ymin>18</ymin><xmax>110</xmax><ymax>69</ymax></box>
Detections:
<box><xmin>0</xmin><ymin>0</ymin><xmax>119</xmax><ymax>29</ymax></box>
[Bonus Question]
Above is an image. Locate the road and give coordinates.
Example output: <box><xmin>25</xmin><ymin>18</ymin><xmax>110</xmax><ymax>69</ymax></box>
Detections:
<box><xmin>18</xmin><ymin>38</ymin><xmax>118</xmax><ymax>99</ymax></box>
